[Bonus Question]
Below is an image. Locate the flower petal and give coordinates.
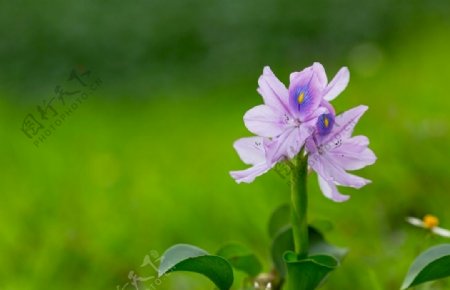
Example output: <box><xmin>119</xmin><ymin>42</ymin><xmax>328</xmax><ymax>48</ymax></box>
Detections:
<box><xmin>406</xmin><ymin>217</ymin><xmax>425</xmax><ymax>228</ymax></box>
<box><xmin>321</xmin><ymin>105</ymin><xmax>368</xmax><ymax>145</ymax></box>
<box><xmin>331</xmin><ymin>148</ymin><xmax>376</xmax><ymax>171</ymax></box>
<box><xmin>230</xmin><ymin>163</ymin><xmax>272</xmax><ymax>184</ymax></box>
<box><xmin>329</xmin><ymin>136</ymin><xmax>377</xmax><ymax>171</ymax></box>
<box><xmin>320</xmin><ymin>100</ymin><xmax>336</xmax><ymax>116</ymax></box>
<box><xmin>305</xmin><ymin>137</ymin><xmax>318</xmax><ymax>154</ymax></box>
<box><xmin>288</xmin><ymin>67</ymin><xmax>324</xmax><ymax>120</ymax></box>
<box><xmin>264</xmin><ymin>127</ymin><xmax>305</xmax><ymax>162</ymax></box>
<box><xmin>316</xmin><ymin>113</ymin><xmax>335</xmax><ymax>136</ymax></box>
<box><xmin>309</xmin><ymin>153</ymin><xmax>371</xmax><ymax>188</ymax></box>
<box><xmin>433</xmin><ymin>227</ymin><xmax>450</xmax><ymax>238</ymax></box>
<box><xmin>244</xmin><ymin>105</ymin><xmax>286</xmax><ymax>137</ymax></box>
<box><xmin>345</xmin><ymin>135</ymin><xmax>370</xmax><ymax>148</ymax></box>
<box><xmin>233</xmin><ymin>137</ymin><xmax>266</xmax><ymax>165</ymax></box>
<box><xmin>290</xmin><ymin>63</ymin><xmax>328</xmax><ymax>87</ymax></box>
<box><xmin>289</xmin><ymin>66</ymin><xmax>310</xmax><ymax>83</ymax></box>
<box><xmin>317</xmin><ymin>175</ymin><xmax>350</xmax><ymax>202</ymax></box>
<box><xmin>323</xmin><ymin>67</ymin><xmax>349</xmax><ymax>101</ymax></box>
<box><xmin>257</xmin><ymin>66</ymin><xmax>291</xmax><ymax>114</ymax></box>
<box><xmin>312</xmin><ymin>62</ymin><xmax>328</xmax><ymax>87</ymax></box>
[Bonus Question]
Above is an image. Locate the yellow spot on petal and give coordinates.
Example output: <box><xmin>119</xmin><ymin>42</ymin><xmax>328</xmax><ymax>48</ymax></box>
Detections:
<box><xmin>324</xmin><ymin>117</ymin><xmax>329</xmax><ymax>128</ymax></box>
<box><xmin>297</xmin><ymin>92</ymin><xmax>305</xmax><ymax>104</ymax></box>
<box><xmin>423</xmin><ymin>214</ymin><xmax>439</xmax><ymax>229</ymax></box>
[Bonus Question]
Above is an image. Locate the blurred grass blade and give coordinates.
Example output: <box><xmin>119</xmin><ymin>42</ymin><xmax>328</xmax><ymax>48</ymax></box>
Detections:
<box><xmin>216</xmin><ymin>243</ymin><xmax>262</xmax><ymax>277</ymax></box>
<box><xmin>401</xmin><ymin>244</ymin><xmax>450</xmax><ymax>289</ymax></box>
<box><xmin>159</xmin><ymin>244</ymin><xmax>234</xmax><ymax>290</ymax></box>
<box><xmin>284</xmin><ymin>252</ymin><xmax>338</xmax><ymax>290</ymax></box>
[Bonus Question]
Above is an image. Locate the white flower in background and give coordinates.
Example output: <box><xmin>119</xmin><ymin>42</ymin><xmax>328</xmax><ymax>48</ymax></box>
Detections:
<box><xmin>406</xmin><ymin>214</ymin><xmax>450</xmax><ymax>238</ymax></box>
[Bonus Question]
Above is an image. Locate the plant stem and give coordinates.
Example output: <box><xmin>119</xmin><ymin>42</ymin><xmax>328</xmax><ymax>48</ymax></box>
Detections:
<box><xmin>290</xmin><ymin>152</ymin><xmax>309</xmax><ymax>258</ymax></box>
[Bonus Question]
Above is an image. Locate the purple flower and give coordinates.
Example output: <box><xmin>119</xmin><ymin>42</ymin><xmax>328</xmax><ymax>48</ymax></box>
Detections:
<box><xmin>231</xmin><ymin>63</ymin><xmax>350</xmax><ymax>183</ymax></box>
<box><xmin>306</xmin><ymin>105</ymin><xmax>376</xmax><ymax>202</ymax></box>
<box><xmin>243</xmin><ymin>63</ymin><xmax>349</xmax><ymax>164</ymax></box>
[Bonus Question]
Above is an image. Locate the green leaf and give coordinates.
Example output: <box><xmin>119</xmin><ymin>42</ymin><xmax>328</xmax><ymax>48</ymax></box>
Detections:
<box><xmin>268</xmin><ymin>203</ymin><xmax>291</xmax><ymax>238</ymax></box>
<box><xmin>401</xmin><ymin>244</ymin><xmax>450</xmax><ymax>289</ymax></box>
<box><xmin>158</xmin><ymin>244</ymin><xmax>234</xmax><ymax>290</ymax></box>
<box><xmin>284</xmin><ymin>252</ymin><xmax>338</xmax><ymax>290</ymax></box>
<box><xmin>216</xmin><ymin>243</ymin><xmax>262</xmax><ymax>277</ymax></box>
<box><xmin>271</xmin><ymin>226</ymin><xmax>347</xmax><ymax>278</ymax></box>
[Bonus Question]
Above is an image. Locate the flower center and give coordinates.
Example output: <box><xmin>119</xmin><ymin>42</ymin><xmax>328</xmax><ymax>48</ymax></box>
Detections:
<box><xmin>297</xmin><ymin>92</ymin><xmax>305</xmax><ymax>104</ymax></box>
<box><xmin>423</xmin><ymin>214</ymin><xmax>439</xmax><ymax>229</ymax></box>
<box><xmin>323</xmin><ymin>116</ymin><xmax>329</xmax><ymax>128</ymax></box>
<box><xmin>316</xmin><ymin>113</ymin><xmax>335</xmax><ymax>136</ymax></box>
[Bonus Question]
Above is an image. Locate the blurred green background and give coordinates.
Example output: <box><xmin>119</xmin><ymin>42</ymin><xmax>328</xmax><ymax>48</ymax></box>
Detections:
<box><xmin>1</xmin><ymin>0</ymin><xmax>450</xmax><ymax>289</ymax></box>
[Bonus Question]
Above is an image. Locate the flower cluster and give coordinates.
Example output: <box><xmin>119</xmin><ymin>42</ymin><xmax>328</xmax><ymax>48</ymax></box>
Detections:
<box><xmin>230</xmin><ymin>63</ymin><xmax>376</xmax><ymax>202</ymax></box>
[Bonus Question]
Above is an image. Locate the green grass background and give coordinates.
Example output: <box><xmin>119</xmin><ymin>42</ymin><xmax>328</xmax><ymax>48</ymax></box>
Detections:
<box><xmin>1</xmin><ymin>1</ymin><xmax>450</xmax><ymax>289</ymax></box>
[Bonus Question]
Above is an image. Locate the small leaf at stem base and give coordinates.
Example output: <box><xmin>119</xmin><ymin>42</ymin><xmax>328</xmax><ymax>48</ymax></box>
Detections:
<box><xmin>271</xmin><ymin>226</ymin><xmax>347</xmax><ymax>278</ymax></box>
<box><xmin>158</xmin><ymin>244</ymin><xmax>234</xmax><ymax>290</ymax></box>
<box><xmin>283</xmin><ymin>252</ymin><xmax>338</xmax><ymax>290</ymax></box>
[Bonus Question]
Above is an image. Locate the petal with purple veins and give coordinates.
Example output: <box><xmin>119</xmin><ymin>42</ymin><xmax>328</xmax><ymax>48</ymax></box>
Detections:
<box><xmin>316</xmin><ymin>113</ymin><xmax>335</xmax><ymax>136</ymax></box>
<box><xmin>264</xmin><ymin>127</ymin><xmax>306</xmax><ymax>163</ymax></box>
<box><xmin>321</xmin><ymin>105</ymin><xmax>368</xmax><ymax>145</ymax></box>
<box><xmin>288</xmin><ymin>68</ymin><xmax>323</xmax><ymax>120</ymax></box>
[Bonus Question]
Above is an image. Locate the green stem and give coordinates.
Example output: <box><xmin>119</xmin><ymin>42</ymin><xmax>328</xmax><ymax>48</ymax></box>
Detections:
<box><xmin>290</xmin><ymin>152</ymin><xmax>309</xmax><ymax>258</ymax></box>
